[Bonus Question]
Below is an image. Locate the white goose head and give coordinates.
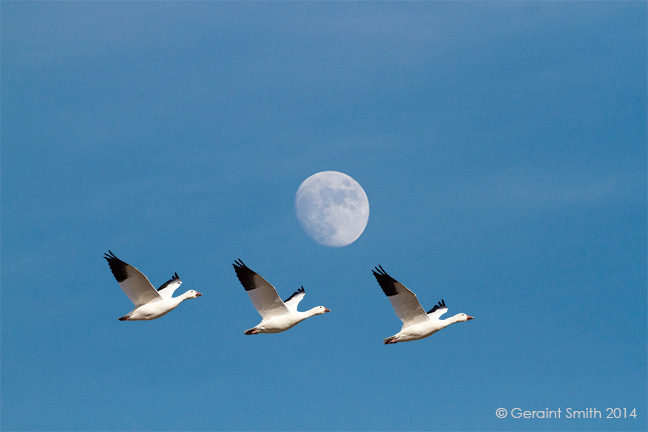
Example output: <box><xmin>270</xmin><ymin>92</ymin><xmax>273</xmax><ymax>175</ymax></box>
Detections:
<box><xmin>453</xmin><ymin>313</ymin><xmax>474</xmax><ymax>322</ymax></box>
<box><xmin>184</xmin><ymin>290</ymin><xmax>203</xmax><ymax>299</ymax></box>
<box><xmin>309</xmin><ymin>306</ymin><xmax>331</xmax><ymax>315</ymax></box>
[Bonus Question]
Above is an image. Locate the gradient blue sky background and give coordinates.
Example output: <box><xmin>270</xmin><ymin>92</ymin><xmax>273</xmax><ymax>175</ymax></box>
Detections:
<box><xmin>2</xmin><ymin>2</ymin><xmax>646</xmax><ymax>431</ymax></box>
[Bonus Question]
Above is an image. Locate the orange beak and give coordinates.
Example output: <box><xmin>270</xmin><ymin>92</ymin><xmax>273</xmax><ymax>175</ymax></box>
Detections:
<box><xmin>196</xmin><ymin>292</ymin><xmax>203</xmax><ymax>297</ymax></box>
<box><xmin>467</xmin><ymin>315</ymin><xmax>474</xmax><ymax>320</ymax></box>
<box><xmin>324</xmin><ymin>308</ymin><xmax>331</xmax><ymax>313</ymax></box>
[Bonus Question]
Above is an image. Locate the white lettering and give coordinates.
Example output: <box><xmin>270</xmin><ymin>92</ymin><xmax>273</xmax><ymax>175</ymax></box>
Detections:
<box><xmin>511</xmin><ymin>408</ymin><xmax>561</xmax><ymax>419</ymax></box>
<box><xmin>565</xmin><ymin>408</ymin><xmax>601</xmax><ymax>419</ymax></box>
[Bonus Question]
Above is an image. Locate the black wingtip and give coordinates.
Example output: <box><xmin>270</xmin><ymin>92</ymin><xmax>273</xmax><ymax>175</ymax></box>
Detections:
<box><xmin>104</xmin><ymin>251</ymin><xmax>129</xmax><ymax>283</ymax></box>
<box><xmin>427</xmin><ymin>299</ymin><xmax>447</xmax><ymax>314</ymax></box>
<box><xmin>284</xmin><ymin>286</ymin><xmax>306</xmax><ymax>303</ymax></box>
<box><xmin>233</xmin><ymin>259</ymin><xmax>259</xmax><ymax>291</ymax></box>
<box><xmin>372</xmin><ymin>265</ymin><xmax>388</xmax><ymax>277</ymax></box>
<box><xmin>158</xmin><ymin>272</ymin><xmax>182</xmax><ymax>291</ymax></box>
<box><xmin>372</xmin><ymin>265</ymin><xmax>399</xmax><ymax>297</ymax></box>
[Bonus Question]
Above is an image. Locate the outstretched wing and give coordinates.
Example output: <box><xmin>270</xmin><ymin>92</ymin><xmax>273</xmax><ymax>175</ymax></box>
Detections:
<box><xmin>233</xmin><ymin>259</ymin><xmax>289</xmax><ymax>319</ymax></box>
<box><xmin>157</xmin><ymin>273</ymin><xmax>183</xmax><ymax>298</ymax></box>
<box><xmin>372</xmin><ymin>265</ymin><xmax>429</xmax><ymax>326</ymax></box>
<box><xmin>427</xmin><ymin>299</ymin><xmax>449</xmax><ymax>320</ymax></box>
<box><xmin>283</xmin><ymin>287</ymin><xmax>305</xmax><ymax>312</ymax></box>
<box><xmin>105</xmin><ymin>251</ymin><xmax>161</xmax><ymax>307</ymax></box>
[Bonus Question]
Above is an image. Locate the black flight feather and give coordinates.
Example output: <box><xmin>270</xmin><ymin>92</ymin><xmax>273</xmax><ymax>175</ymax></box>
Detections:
<box><xmin>233</xmin><ymin>259</ymin><xmax>260</xmax><ymax>291</ymax></box>
<box><xmin>427</xmin><ymin>299</ymin><xmax>447</xmax><ymax>314</ymax></box>
<box><xmin>283</xmin><ymin>286</ymin><xmax>305</xmax><ymax>303</ymax></box>
<box><xmin>104</xmin><ymin>250</ymin><xmax>129</xmax><ymax>283</ymax></box>
<box><xmin>158</xmin><ymin>272</ymin><xmax>181</xmax><ymax>291</ymax></box>
<box><xmin>372</xmin><ymin>265</ymin><xmax>399</xmax><ymax>297</ymax></box>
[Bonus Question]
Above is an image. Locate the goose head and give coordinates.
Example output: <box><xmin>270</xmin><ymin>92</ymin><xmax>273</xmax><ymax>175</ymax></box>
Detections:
<box><xmin>185</xmin><ymin>290</ymin><xmax>203</xmax><ymax>299</ymax></box>
<box><xmin>455</xmin><ymin>313</ymin><xmax>474</xmax><ymax>322</ymax></box>
<box><xmin>311</xmin><ymin>306</ymin><xmax>331</xmax><ymax>315</ymax></box>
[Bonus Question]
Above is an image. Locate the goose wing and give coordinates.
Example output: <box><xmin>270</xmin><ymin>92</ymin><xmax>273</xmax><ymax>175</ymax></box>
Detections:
<box><xmin>427</xmin><ymin>299</ymin><xmax>449</xmax><ymax>320</ymax></box>
<box><xmin>233</xmin><ymin>260</ymin><xmax>289</xmax><ymax>319</ymax></box>
<box><xmin>105</xmin><ymin>251</ymin><xmax>161</xmax><ymax>307</ymax></box>
<box><xmin>283</xmin><ymin>287</ymin><xmax>305</xmax><ymax>312</ymax></box>
<box><xmin>372</xmin><ymin>265</ymin><xmax>429</xmax><ymax>326</ymax></box>
<box><xmin>157</xmin><ymin>273</ymin><xmax>183</xmax><ymax>298</ymax></box>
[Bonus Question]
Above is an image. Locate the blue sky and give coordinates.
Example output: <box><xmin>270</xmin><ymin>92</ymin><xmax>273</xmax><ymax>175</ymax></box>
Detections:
<box><xmin>2</xmin><ymin>2</ymin><xmax>646</xmax><ymax>431</ymax></box>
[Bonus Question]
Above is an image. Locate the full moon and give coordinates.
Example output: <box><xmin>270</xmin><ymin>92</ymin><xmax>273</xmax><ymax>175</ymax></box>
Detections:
<box><xmin>295</xmin><ymin>171</ymin><xmax>370</xmax><ymax>247</ymax></box>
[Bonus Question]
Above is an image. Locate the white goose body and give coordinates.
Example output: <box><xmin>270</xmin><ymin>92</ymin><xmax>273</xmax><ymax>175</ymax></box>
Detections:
<box><xmin>233</xmin><ymin>259</ymin><xmax>330</xmax><ymax>334</ymax></box>
<box><xmin>372</xmin><ymin>266</ymin><xmax>473</xmax><ymax>344</ymax></box>
<box><xmin>105</xmin><ymin>251</ymin><xmax>202</xmax><ymax>321</ymax></box>
<box><xmin>248</xmin><ymin>309</ymin><xmax>328</xmax><ymax>334</ymax></box>
<box><xmin>385</xmin><ymin>313</ymin><xmax>470</xmax><ymax>343</ymax></box>
<box><xmin>118</xmin><ymin>291</ymin><xmax>199</xmax><ymax>321</ymax></box>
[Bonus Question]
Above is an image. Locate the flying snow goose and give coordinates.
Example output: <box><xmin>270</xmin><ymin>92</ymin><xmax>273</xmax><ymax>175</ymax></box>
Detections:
<box><xmin>105</xmin><ymin>251</ymin><xmax>202</xmax><ymax>320</ymax></box>
<box><xmin>372</xmin><ymin>265</ymin><xmax>473</xmax><ymax>344</ymax></box>
<box><xmin>233</xmin><ymin>259</ymin><xmax>330</xmax><ymax>334</ymax></box>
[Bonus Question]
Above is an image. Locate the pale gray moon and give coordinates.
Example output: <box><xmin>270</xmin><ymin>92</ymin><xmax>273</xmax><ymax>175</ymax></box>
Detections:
<box><xmin>295</xmin><ymin>171</ymin><xmax>370</xmax><ymax>247</ymax></box>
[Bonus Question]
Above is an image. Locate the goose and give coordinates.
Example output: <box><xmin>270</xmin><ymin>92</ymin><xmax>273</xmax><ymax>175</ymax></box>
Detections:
<box><xmin>372</xmin><ymin>265</ymin><xmax>473</xmax><ymax>344</ymax></box>
<box><xmin>104</xmin><ymin>251</ymin><xmax>202</xmax><ymax>320</ymax></box>
<box><xmin>233</xmin><ymin>259</ymin><xmax>330</xmax><ymax>334</ymax></box>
